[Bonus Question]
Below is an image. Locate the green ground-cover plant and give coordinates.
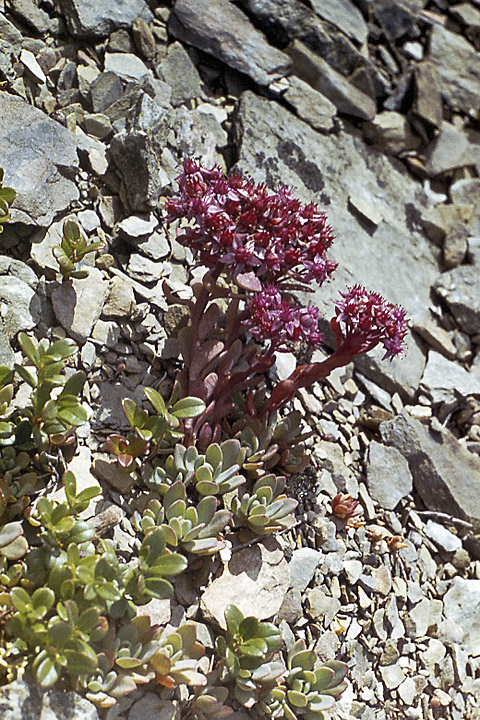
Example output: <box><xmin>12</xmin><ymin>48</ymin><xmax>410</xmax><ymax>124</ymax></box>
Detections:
<box><xmin>0</xmin><ymin>332</ymin><xmax>87</xmax><ymax>522</ymax></box>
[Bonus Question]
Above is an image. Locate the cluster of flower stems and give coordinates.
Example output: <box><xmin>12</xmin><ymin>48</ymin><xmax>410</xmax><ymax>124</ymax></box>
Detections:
<box><xmin>0</xmin><ymin>161</ymin><xmax>408</xmax><ymax>718</ymax></box>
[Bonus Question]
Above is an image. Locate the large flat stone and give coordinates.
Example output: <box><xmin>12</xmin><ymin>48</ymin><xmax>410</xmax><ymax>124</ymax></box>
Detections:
<box><xmin>0</xmin><ymin>92</ymin><xmax>79</xmax><ymax>226</ymax></box>
<box><xmin>380</xmin><ymin>411</ymin><xmax>480</xmax><ymax>531</ymax></box>
<box><xmin>233</xmin><ymin>91</ymin><xmax>437</xmax><ymax>398</ymax></box>
<box><xmin>169</xmin><ymin>0</ymin><xmax>292</xmax><ymax>86</ymax></box>
<box><xmin>429</xmin><ymin>26</ymin><xmax>480</xmax><ymax>113</ymax></box>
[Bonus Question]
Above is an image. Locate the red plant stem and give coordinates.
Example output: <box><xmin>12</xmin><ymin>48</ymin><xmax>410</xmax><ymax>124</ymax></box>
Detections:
<box><xmin>262</xmin><ymin>328</ymin><xmax>380</xmax><ymax>417</ymax></box>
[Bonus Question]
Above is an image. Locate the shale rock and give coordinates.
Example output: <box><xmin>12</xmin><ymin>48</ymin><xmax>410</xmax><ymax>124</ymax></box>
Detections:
<box><xmin>380</xmin><ymin>411</ymin><xmax>480</xmax><ymax>530</ymax></box>
<box><xmin>0</xmin><ymin>92</ymin><xmax>79</xmax><ymax>226</ymax></box>
<box><xmin>169</xmin><ymin>0</ymin><xmax>292</xmax><ymax>87</ymax></box>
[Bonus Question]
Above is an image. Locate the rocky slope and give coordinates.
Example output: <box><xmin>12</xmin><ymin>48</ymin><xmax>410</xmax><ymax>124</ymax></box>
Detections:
<box><xmin>0</xmin><ymin>1</ymin><xmax>480</xmax><ymax>719</ymax></box>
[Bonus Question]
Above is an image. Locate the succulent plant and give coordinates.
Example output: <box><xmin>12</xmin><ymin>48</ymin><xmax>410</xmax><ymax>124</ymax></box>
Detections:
<box><xmin>233</xmin><ymin>411</ymin><xmax>311</xmax><ymax>479</ymax></box>
<box><xmin>0</xmin><ymin>168</ymin><xmax>16</xmax><ymax>233</ymax></box>
<box><xmin>216</xmin><ymin>605</ymin><xmax>284</xmax><ymax>707</ymax></box>
<box><xmin>189</xmin><ymin>667</ymin><xmax>234</xmax><ymax>720</ymax></box>
<box><xmin>144</xmin><ymin>439</ymin><xmax>246</xmax><ymax>497</ymax></box>
<box><xmin>133</xmin><ymin>480</ymin><xmax>232</xmax><ymax>555</ymax></box>
<box><xmin>149</xmin><ymin>621</ymin><xmax>206</xmax><ymax>689</ymax></box>
<box><xmin>330</xmin><ymin>493</ymin><xmax>363</xmax><ymax>528</ymax></box>
<box><xmin>231</xmin><ymin>475</ymin><xmax>298</xmax><ymax>535</ymax></box>
<box><xmin>258</xmin><ymin>639</ymin><xmax>348</xmax><ymax>720</ymax></box>
<box><xmin>52</xmin><ymin>219</ymin><xmax>106</xmax><ymax>280</ymax></box>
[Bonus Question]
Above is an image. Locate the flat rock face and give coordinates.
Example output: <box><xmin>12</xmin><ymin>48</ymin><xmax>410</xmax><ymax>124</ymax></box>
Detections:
<box><xmin>309</xmin><ymin>0</ymin><xmax>368</xmax><ymax>46</ymax></box>
<box><xmin>380</xmin><ymin>411</ymin><xmax>480</xmax><ymax>530</ymax></box>
<box><xmin>200</xmin><ymin>537</ymin><xmax>289</xmax><ymax>628</ymax></box>
<box><xmin>233</xmin><ymin>91</ymin><xmax>436</xmax><ymax>397</ymax></box>
<box><xmin>169</xmin><ymin>0</ymin><xmax>292</xmax><ymax>86</ymax></box>
<box><xmin>429</xmin><ymin>26</ymin><xmax>480</xmax><ymax>113</ymax></box>
<box><xmin>58</xmin><ymin>0</ymin><xmax>153</xmax><ymax>39</ymax></box>
<box><xmin>0</xmin><ymin>92</ymin><xmax>79</xmax><ymax>226</ymax></box>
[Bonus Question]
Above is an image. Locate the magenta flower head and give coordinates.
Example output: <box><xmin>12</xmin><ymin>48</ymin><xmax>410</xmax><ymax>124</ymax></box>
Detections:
<box><xmin>334</xmin><ymin>285</ymin><xmax>408</xmax><ymax>360</ymax></box>
<box><xmin>164</xmin><ymin>159</ymin><xmax>336</xmax><ymax>291</ymax></box>
<box><xmin>246</xmin><ymin>285</ymin><xmax>323</xmax><ymax>352</ymax></box>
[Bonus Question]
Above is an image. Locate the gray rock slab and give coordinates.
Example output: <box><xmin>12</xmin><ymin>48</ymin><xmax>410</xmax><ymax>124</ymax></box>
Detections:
<box><xmin>51</xmin><ymin>268</ymin><xmax>109</xmax><ymax>343</ymax></box>
<box><xmin>104</xmin><ymin>52</ymin><xmax>150</xmax><ymax>81</ymax></box>
<box><xmin>287</xmin><ymin>40</ymin><xmax>376</xmax><ymax>121</ymax></box>
<box><xmin>156</xmin><ymin>42</ymin><xmax>205</xmax><ymax>107</ymax></box>
<box><xmin>283</xmin><ymin>75</ymin><xmax>336</xmax><ymax>132</ymax></box>
<box><xmin>0</xmin><ymin>259</ymin><xmax>41</xmax><ymax>363</ymax></box>
<box><xmin>420</xmin><ymin>350</ymin><xmax>480</xmax><ymax>404</ymax></box>
<box><xmin>0</xmin><ymin>679</ymin><xmax>100</xmax><ymax>720</ymax></box>
<box><xmin>233</xmin><ymin>91</ymin><xmax>436</xmax><ymax>398</ymax></box>
<box><xmin>372</xmin><ymin>0</ymin><xmax>424</xmax><ymax>41</ymax></box>
<box><xmin>380</xmin><ymin>410</ymin><xmax>480</xmax><ymax>530</ymax></box>
<box><xmin>0</xmin><ymin>92</ymin><xmax>79</xmax><ymax>226</ymax></box>
<box><xmin>169</xmin><ymin>0</ymin><xmax>292</xmax><ymax>87</ymax></box>
<box><xmin>425</xmin><ymin>121</ymin><xmax>480</xmax><ymax>176</ymax></box>
<box><xmin>424</xmin><ymin>520</ymin><xmax>462</xmax><ymax>553</ymax></box>
<box><xmin>434</xmin><ymin>266</ymin><xmax>480</xmax><ymax>335</ymax></box>
<box><xmin>173</xmin><ymin>106</ymin><xmax>228</xmax><ymax>169</ymax></box>
<box><xmin>309</xmin><ymin>0</ymin><xmax>368</xmax><ymax>45</ymax></box>
<box><xmin>58</xmin><ymin>0</ymin><xmax>153</xmax><ymax>39</ymax></box>
<box><xmin>443</xmin><ymin>577</ymin><xmax>480</xmax><ymax>655</ymax></box>
<box><xmin>366</xmin><ymin>441</ymin><xmax>413</xmax><ymax>510</ymax></box>
<box><xmin>200</xmin><ymin>537</ymin><xmax>289</xmax><ymax>628</ymax></box>
<box><xmin>288</xmin><ymin>548</ymin><xmax>322</xmax><ymax>591</ymax></box>
<box><xmin>92</xmin><ymin>383</ymin><xmax>144</xmax><ymax>430</ymax></box>
<box><xmin>429</xmin><ymin>25</ymin><xmax>480</xmax><ymax>113</ymax></box>
<box><xmin>235</xmin><ymin>0</ymin><xmax>382</xmax><ymax>97</ymax></box>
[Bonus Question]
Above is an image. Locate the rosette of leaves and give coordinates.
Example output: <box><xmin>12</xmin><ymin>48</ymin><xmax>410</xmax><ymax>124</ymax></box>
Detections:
<box><xmin>133</xmin><ymin>480</ymin><xmax>232</xmax><ymax>555</ymax></box>
<box><xmin>189</xmin><ymin>667</ymin><xmax>234</xmax><ymax>720</ymax></box>
<box><xmin>107</xmin><ymin>387</ymin><xmax>205</xmax><ymax>470</ymax></box>
<box><xmin>233</xmin><ymin>411</ymin><xmax>311</xmax><ymax>479</ymax></box>
<box><xmin>231</xmin><ymin>475</ymin><xmax>298</xmax><ymax>536</ymax></box>
<box><xmin>0</xmin><ymin>168</ymin><xmax>16</xmax><ymax>233</ymax></box>
<box><xmin>215</xmin><ymin>605</ymin><xmax>284</xmax><ymax>708</ymax></box>
<box><xmin>144</xmin><ymin>440</ymin><xmax>245</xmax><ymax>496</ymax></box>
<box><xmin>259</xmin><ymin>640</ymin><xmax>348</xmax><ymax>720</ymax></box>
<box><xmin>79</xmin><ymin>616</ymin><xmax>160</xmax><ymax>707</ymax></box>
<box><xmin>149</xmin><ymin>621</ymin><xmax>206</xmax><ymax>689</ymax></box>
<box><xmin>52</xmin><ymin>219</ymin><xmax>105</xmax><ymax>280</ymax></box>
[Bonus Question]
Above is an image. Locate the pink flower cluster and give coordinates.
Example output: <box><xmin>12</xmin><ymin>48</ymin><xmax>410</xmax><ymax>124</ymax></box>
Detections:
<box><xmin>247</xmin><ymin>285</ymin><xmax>323</xmax><ymax>351</ymax></box>
<box><xmin>334</xmin><ymin>285</ymin><xmax>408</xmax><ymax>360</ymax></box>
<box><xmin>165</xmin><ymin>159</ymin><xmax>336</xmax><ymax>289</ymax></box>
